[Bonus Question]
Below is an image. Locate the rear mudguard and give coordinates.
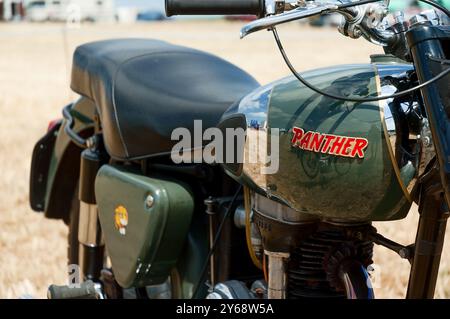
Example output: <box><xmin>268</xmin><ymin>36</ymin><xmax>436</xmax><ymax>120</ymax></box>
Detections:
<box><xmin>30</xmin><ymin>97</ymin><xmax>95</xmax><ymax>222</ymax></box>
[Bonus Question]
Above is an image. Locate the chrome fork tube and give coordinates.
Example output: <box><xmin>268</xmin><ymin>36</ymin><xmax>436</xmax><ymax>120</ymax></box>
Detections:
<box><xmin>78</xmin><ymin>148</ymin><xmax>105</xmax><ymax>281</ymax></box>
<box><xmin>78</xmin><ymin>202</ymin><xmax>104</xmax><ymax>247</ymax></box>
<box><xmin>265</xmin><ymin>251</ymin><xmax>289</xmax><ymax>299</ymax></box>
<box><xmin>78</xmin><ymin>202</ymin><xmax>105</xmax><ymax>281</ymax></box>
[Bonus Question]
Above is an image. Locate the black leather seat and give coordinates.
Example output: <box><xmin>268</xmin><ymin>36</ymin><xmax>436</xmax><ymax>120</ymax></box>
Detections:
<box><xmin>71</xmin><ymin>38</ymin><xmax>259</xmax><ymax>160</ymax></box>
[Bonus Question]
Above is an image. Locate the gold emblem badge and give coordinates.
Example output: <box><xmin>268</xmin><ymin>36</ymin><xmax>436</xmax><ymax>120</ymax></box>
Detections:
<box><xmin>114</xmin><ymin>205</ymin><xmax>128</xmax><ymax>236</ymax></box>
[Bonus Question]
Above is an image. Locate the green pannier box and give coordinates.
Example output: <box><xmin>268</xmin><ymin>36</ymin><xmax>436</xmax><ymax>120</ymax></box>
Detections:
<box><xmin>95</xmin><ymin>165</ymin><xmax>194</xmax><ymax>288</ymax></box>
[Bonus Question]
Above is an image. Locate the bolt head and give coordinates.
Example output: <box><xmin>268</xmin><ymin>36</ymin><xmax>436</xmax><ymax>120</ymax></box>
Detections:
<box><xmin>145</xmin><ymin>195</ymin><xmax>154</xmax><ymax>208</ymax></box>
<box><xmin>399</xmin><ymin>248</ymin><xmax>409</xmax><ymax>259</ymax></box>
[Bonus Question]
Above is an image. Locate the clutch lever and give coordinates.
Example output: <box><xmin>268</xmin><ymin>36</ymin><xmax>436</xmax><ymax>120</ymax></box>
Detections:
<box><xmin>240</xmin><ymin>3</ymin><xmax>339</xmax><ymax>38</ymax></box>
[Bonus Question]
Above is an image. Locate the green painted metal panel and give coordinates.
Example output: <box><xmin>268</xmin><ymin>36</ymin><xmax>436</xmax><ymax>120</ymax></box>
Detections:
<box><xmin>95</xmin><ymin>165</ymin><xmax>194</xmax><ymax>288</ymax></box>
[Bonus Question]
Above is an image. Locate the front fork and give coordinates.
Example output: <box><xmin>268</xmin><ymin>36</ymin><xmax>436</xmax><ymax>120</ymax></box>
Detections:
<box><xmin>406</xmin><ymin>24</ymin><xmax>450</xmax><ymax>298</ymax></box>
<box><xmin>78</xmin><ymin>146</ymin><xmax>106</xmax><ymax>281</ymax></box>
<box><xmin>407</xmin><ymin>180</ymin><xmax>449</xmax><ymax>298</ymax></box>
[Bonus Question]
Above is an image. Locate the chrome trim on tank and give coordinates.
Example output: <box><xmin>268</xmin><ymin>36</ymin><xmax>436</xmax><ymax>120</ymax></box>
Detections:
<box><xmin>240</xmin><ymin>84</ymin><xmax>276</xmax><ymax>191</ymax></box>
<box><xmin>381</xmin><ymin>98</ymin><xmax>397</xmax><ymax>156</ymax></box>
<box><xmin>376</xmin><ymin>73</ymin><xmax>412</xmax><ymax>202</ymax></box>
<box><xmin>376</xmin><ymin>64</ymin><xmax>428</xmax><ymax>201</ymax></box>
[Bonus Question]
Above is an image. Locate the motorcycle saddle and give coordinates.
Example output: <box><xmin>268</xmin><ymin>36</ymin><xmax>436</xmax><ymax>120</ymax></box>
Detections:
<box><xmin>71</xmin><ymin>38</ymin><xmax>259</xmax><ymax>160</ymax></box>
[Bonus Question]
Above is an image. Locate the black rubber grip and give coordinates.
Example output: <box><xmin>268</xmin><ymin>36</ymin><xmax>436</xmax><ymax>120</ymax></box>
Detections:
<box><xmin>166</xmin><ymin>0</ymin><xmax>265</xmax><ymax>17</ymax></box>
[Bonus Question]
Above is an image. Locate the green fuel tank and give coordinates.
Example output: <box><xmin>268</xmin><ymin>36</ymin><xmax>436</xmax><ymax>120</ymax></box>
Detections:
<box><xmin>219</xmin><ymin>61</ymin><xmax>430</xmax><ymax>222</ymax></box>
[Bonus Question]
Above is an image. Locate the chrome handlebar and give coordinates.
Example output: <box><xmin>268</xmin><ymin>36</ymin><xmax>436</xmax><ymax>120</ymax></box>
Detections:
<box><xmin>240</xmin><ymin>1</ymin><xmax>340</xmax><ymax>38</ymax></box>
<box><xmin>241</xmin><ymin>0</ymin><xmax>396</xmax><ymax>47</ymax></box>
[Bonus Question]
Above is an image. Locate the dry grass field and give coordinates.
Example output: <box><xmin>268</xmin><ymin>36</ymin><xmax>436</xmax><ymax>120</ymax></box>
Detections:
<box><xmin>0</xmin><ymin>20</ymin><xmax>449</xmax><ymax>299</ymax></box>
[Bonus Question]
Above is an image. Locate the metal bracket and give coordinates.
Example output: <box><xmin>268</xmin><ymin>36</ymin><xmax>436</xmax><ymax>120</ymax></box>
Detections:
<box><xmin>350</xmin><ymin>228</ymin><xmax>414</xmax><ymax>263</ymax></box>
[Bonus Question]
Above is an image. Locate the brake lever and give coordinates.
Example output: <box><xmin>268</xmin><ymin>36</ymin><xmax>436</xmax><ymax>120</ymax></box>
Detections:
<box><xmin>240</xmin><ymin>3</ymin><xmax>339</xmax><ymax>38</ymax></box>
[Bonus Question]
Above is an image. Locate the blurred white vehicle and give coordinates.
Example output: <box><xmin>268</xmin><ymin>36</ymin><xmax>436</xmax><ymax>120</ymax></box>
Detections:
<box><xmin>116</xmin><ymin>6</ymin><xmax>138</xmax><ymax>24</ymax></box>
<box><xmin>26</xmin><ymin>0</ymin><xmax>115</xmax><ymax>22</ymax></box>
<box><xmin>26</xmin><ymin>1</ymin><xmax>47</xmax><ymax>22</ymax></box>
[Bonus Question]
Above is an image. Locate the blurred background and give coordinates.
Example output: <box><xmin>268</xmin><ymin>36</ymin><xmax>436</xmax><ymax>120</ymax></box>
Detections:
<box><xmin>0</xmin><ymin>0</ymin><xmax>449</xmax><ymax>299</ymax></box>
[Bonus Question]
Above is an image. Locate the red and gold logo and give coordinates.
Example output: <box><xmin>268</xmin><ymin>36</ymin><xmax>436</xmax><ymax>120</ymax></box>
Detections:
<box><xmin>291</xmin><ymin>127</ymin><xmax>368</xmax><ymax>158</ymax></box>
<box><xmin>114</xmin><ymin>205</ymin><xmax>128</xmax><ymax>236</ymax></box>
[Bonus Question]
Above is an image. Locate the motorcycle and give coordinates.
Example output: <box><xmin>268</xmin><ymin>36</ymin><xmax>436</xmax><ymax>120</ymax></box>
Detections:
<box><xmin>29</xmin><ymin>0</ymin><xmax>450</xmax><ymax>299</ymax></box>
